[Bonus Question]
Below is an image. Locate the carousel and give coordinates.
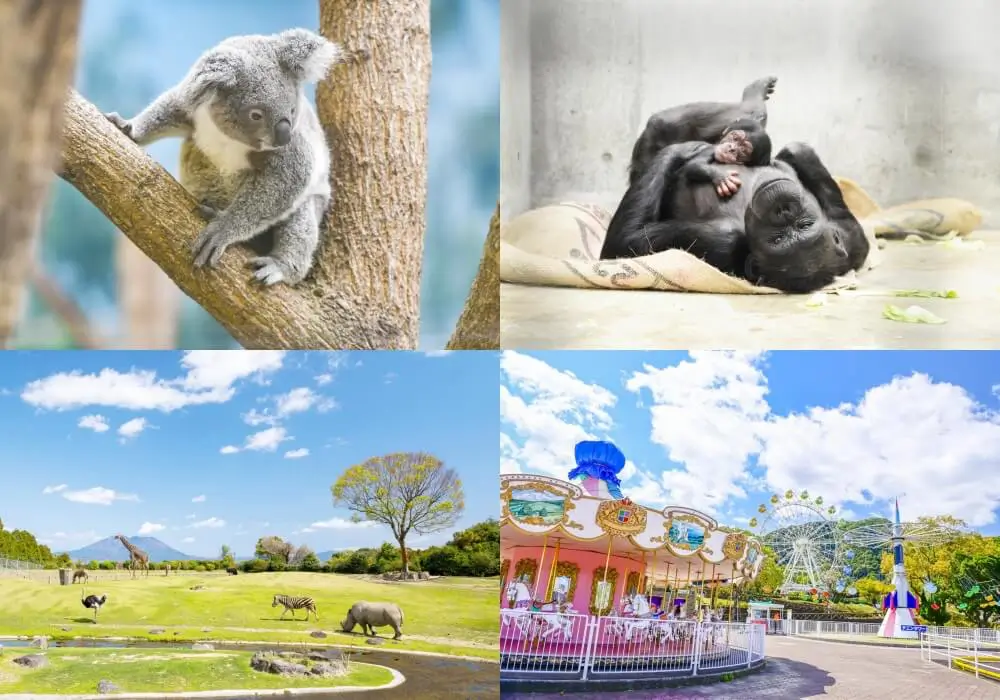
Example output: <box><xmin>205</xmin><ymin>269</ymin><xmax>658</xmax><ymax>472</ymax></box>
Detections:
<box><xmin>500</xmin><ymin>441</ymin><xmax>767</xmax><ymax>684</ymax></box>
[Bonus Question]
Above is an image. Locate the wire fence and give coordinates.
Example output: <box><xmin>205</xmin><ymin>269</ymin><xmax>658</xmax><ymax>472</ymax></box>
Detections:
<box><xmin>0</xmin><ymin>557</ymin><xmax>44</xmax><ymax>579</ymax></box>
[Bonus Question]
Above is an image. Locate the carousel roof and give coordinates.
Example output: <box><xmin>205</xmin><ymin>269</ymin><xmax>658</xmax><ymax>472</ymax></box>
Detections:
<box><xmin>501</xmin><ymin>473</ymin><xmax>765</xmax><ymax>581</ymax></box>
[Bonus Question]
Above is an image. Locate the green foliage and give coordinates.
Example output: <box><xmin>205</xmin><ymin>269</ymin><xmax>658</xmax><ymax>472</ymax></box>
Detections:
<box><xmin>0</xmin><ymin>528</ymin><xmax>55</xmax><ymax>566</ymax></box>
<box><xmin>421</xmin><ymin>519</ymin><xmax>499</xmax><ymax>577</ymax></box>
<box><xmin>331</xmin><ymin>452</ymin><xmax>465</xmax><ymax>572</ymax></box>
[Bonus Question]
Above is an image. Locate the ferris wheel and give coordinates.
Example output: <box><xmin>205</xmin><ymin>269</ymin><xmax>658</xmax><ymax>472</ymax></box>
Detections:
<box><xmin>750</xmin><ymin>490</ymin><xmax>845</xmax><ymax>595</ymax></box>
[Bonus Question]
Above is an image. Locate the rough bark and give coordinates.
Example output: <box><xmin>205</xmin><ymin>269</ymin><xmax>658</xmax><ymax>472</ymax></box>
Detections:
<box><xmin>57</xmin><ymin>1</ymin><xmax>432</xmax><ymax>350</ymax></box>
<box><xmin>447</xmin><ymin>204</ymin><xmax>500</xmax><ymax>349</ymax></box>
<box><xmin>317</xmin><ymin>0</ymin><xmax>431</xmax><ymax>349</ymax></box>
<box><xmin>0</xmin><ymin>0</ymin><xmax>83</xmax><ymax>346</ymax></box>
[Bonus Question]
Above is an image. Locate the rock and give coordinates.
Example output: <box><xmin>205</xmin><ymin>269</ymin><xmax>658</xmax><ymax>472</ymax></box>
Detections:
<box><xmin>309</xmin><ymin>660</ymin><xmax>347</xmax><ymax>677</ymax></box>
<box><xmin>310</xmin><ymin>630</ymin><xmax>327</xmax><ymax>638</ymax></box>
<box><xmin>148</xmin><ymin>628</ymin><xmax>165</xmax><ymax>635</ymax></box>
<box><xmin>97</xmin><ymin>680</ymin><xmax>120</xmax><ymax>694</ymax></box>
<box><xmin>365</xmin><ymin>637</ymin><xmax>385</xmax><ymax>646</ymax></box>
<box><xmin>61</xmin><ymin>627</ymin><xmax>72</xmax><ymax>632</ymax></box>
<box><xmin>30</xmin><ymin>636</ymin><xmax>49</xmax><ymax>649</ymax></box>
<box><xmin>189</xmin><ymin>585</ymin><xmax>205</xmax><ymax>591</ymax></box>
<box><xmin>419</xmin><ymin>571</ymin><xmax>430</xmax><ymax>580</ymax></box>
<box><xmin>250</xmin><ymin>652</ymin><xmax>309</xmax><ymax>676</ymax></box>
<box><xmin>192</xmin><ymin>643</ymin><xmax>214</xmax><ymax>650</ymax></box>
<box><xmin>13</xmin><ymin>654</ymin><xmax>49</xmax><ymax>668</ymax></box>
<box><xmin>308</xmin><ymin>650</ymin><xmax>345</xmax><ymax>663</ymax></box>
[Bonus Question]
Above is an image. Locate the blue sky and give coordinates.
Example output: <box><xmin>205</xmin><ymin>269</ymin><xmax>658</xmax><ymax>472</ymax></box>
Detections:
<box><xmin>0</xmin><ymin>351</ymin><xmax>498</xmax><ymax>558</ymax></box>
<box><xmin>500</xmin><ymin>351</ymin><xmax>1000</xmax><ymax>535</ymax></box>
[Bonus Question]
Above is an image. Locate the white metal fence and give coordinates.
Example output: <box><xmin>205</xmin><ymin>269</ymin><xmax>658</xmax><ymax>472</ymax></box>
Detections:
<box><xmin>922</xmin><ymin>631</ymin><xmax>1000</xmax><ymax>681</ymax></box>
<box><xmin>500</xmin><ymin>610</ymin><xmax>766</xmax><ymax>681</ymax></box>
<box><xmin>0</xmin><ymin>557</ymin><xmax>43</xmax><ymax>579</ymax></box>
<box><xmin>786</xmin><ymin>619</ymin><xmax>1000</xmax><ymax>643</ymax></box>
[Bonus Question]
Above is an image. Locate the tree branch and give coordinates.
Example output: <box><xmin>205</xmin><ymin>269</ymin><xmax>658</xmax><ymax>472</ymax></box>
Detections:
<box><xmin>55</xmin><ymin>2</ymin><xmax>495</xmax><ymax>351</ymax></box>
<box><xmin>447</xmin><ymin>204</ymin><xmax>500</xmax><ymax>350</ymax></box>
<box><xmin>28</xmin><ymin>262</ymin><xmax>102</xmax><ymax>349</ymax></box>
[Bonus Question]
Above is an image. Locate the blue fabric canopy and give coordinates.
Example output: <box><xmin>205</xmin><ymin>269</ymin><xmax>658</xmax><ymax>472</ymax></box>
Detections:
<box><xmin>569</xmin><ymin>440</ymin><xmax>625</xmax><ymax>499</ymax></box>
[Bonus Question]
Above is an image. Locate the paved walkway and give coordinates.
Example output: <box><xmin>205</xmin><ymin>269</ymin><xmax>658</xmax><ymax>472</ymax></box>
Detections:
<box><xmin>503</xmin><ymin>636</ymin><xmax>1000</xmax><ymax>699</ymax></box>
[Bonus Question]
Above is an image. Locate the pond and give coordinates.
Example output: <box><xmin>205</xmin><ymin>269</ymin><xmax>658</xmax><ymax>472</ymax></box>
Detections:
<box><xmin>0</xmin><ymin>639</ymin><xmax>497</xmax><ymax>699</ymax></box>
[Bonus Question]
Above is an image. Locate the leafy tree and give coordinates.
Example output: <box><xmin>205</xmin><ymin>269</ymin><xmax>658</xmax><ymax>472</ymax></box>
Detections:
<box><xmin>332</xmin><ymin>452</ymin><xmax>464</xmax><ymax>574</ymax></box>
<box><xmin>219</xmin><ymin>545</ymin><xmax>236</xmax><ymax>568</ymax></box>
<box><xmin>255</xmin><ymin>536</ymin><xmax>293</xmax><ymax>564</ymax></box>
<box><xmin>290</xmin><ymin>544</ymin><xmax>314</xmax><ymax>568</ymax></box>
<box><xmin>853</xmin><ymin>577</ymin><xmax>892</xmax><ymax>606</ymax></box>
<box><xmin>300</xmin><ymin>551</ymin><xmax>322</xmax><ymax>572</ymax></box>
<box><xmin>743</xmin><ymin>548</ymin><xmax>784</xmax><ymax>599</ymax></box>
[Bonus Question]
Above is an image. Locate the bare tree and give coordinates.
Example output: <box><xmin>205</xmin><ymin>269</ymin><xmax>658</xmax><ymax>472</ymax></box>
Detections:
<box><xmin>289</xmin><ymin>544</ymin><xmax>314</xmax><ymax>568</ymax></box>
<box><xmin>332</xmin><ymin>452</ymin><xmax>464</xmax><ymax>574</ymax></box>
<box><xmin>255</xmin><ymin>536</ymin><xmax>294</xmax><ymax>564</ymax></box>
<box><xmin>0</xmin><ymin>0</ymin><xmax>83</xmax><ymax>346</ymax></box>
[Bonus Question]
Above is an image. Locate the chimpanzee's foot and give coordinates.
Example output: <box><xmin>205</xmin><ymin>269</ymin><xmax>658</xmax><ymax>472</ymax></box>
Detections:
<box><xmin>742</xmin><ymin>76</ymin><xmax>778</xmax><ymax>103</ymax></box>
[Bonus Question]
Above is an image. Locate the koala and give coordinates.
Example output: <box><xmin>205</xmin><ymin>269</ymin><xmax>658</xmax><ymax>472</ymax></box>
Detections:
<box><xmin>105</xmin><ymin>28</ymin><xmax>342</xmax><ymax>286</ymax></box>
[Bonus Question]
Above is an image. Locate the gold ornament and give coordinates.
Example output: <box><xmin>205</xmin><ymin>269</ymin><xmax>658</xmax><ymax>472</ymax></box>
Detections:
<box><xmin>595</xmin><ymin>497</ymin><xmax>647</xmax><ymax>538</ymax></box>
<box><xmin>722</xmin><ymin>532</ymin><xmax>748</xmax><ymax>560</ymax></box>
<box><xmin>545</xmin><ymin>561</ymin><xmax>580</xmax><ymax>602</ymax></box>
<box><xmin>784</xmin><ymin>490</ymin><xmax>794</xmax><ymax>500</ymax></box>
<box><xmin>749</xmin><ymin>517</ymin><xmax>758</xmax><ymax>528</ymax></box>
<box><xmin>590</xmin><ymin>566</ymin><xmax>619</xmax><ymax>615</ymax></box>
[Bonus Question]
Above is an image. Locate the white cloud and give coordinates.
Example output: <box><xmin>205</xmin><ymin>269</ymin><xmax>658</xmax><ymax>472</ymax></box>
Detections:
<box><xmin>181</xmin><ymin>537</ymin><xmax>195</xmax><ymax>543</ymax></box>
<box><xmin>42</xmin><ymin>484</ymin><xmax>67</xmax><ymax>495</ymax></box>
<box><xmin>384</xmin><ymin>372</ymin><xmax>398</xmax><ymax>384</ymax></box>
<box><xmin>755</xmin><ymin>372</ymin><xmax>1000</xmax><ymax>527</ymax></box>
<box><xmin>190</xmin><ymin>517</ymin><xmax>225</xmax><ymax>529</ymax></box>
<box><xmin>21</xmin><ymin>351</ymin><xmax>284</xmax><ymax>412</ymax></box>
<box><xmin>78</xmin><ymin>415</ymin><xmax>109</xmax><ymax>433</ymax></box>
<box><xmin>62</xmin><ymin>487</ymin><xmax>140</xmax><ymax>506</ymax></box>
<box><xmin>38</xmin><ymin>530</ymin><xmax>99</xmax><ymax>546</ymax></box>
<box><xmin>220</xmin><ymin>445</ymin><xmax>240</xmax><ymax>454</ymax></box>
<box><xmin>275</xmin><ymin>387</ymin><xmax>318</xmax><ymax>416</ymax></box>
<box><xmin>624</xmin><ymin>351</ymin><xmax>769</xmax><ymax>513</ymax></box>
<box><xmin>242</xmin><ymin>408</ymin><xmax>277</xmax><ymax>427</ymax></box>
<box><xmin>500</xmin><ymin>350</ymin><xmax>618</xmax><ymax>479</ymax></box>
<box><xmin>117</xmin><ymin>417</ymin><xmax>148</xmax><ymax>440</ymax></box>
<box><xmin>315</xmin><ymin>373</ymin><xmax>333</xmax><ymax>386</ymax></box>
<box><xmin>302</xmin><ymin>517</ymin><xmax>379</xmax><ymax>533</ymax></box>
<box><xmin>191</xmin><ymin>495</ymin><xmax>206</xmax><ymax>503</ymax></box>
<box><xmin>138</xmin><ymin>522</ymin><xmax>165</xmax><ymax>535</ymax></box>
<box><xmin>285</xmin><ymin>448</ymin><xmax>310</xmax><ymax>459</ymax></box>
<box><xmin>424</xmin><ymin>350</ymin><xmax>453</xmax><ymax>357</ymax></box>
<box><xmin>245</xmin><ymin>427</ymin><xmax>289</xmax><ymax>452</ymax></box>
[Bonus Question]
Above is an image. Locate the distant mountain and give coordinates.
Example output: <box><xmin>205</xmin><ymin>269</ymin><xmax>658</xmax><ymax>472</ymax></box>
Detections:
<box><xmin>64</xmin><ymin>536</ymin><xmax>199</xmax><ymax>563</ymax></box>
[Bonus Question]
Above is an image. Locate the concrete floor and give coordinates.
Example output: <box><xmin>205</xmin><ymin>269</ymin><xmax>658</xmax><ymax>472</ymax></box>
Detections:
<box><xmin>500</xmin><ymin>232</ymin><xmax>1000</xmax><ymax>349</ymax></box>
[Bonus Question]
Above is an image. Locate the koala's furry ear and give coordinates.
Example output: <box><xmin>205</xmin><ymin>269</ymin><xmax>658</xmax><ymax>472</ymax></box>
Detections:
<box><xmin>190</xmin><ymin>48</ymin><xmax>245</xmax><ymax>94</ymax></box>
<box><xmin>275</xmin><ymin>28</ymin><xmax>343</xmax><ymax>83</ymax></box>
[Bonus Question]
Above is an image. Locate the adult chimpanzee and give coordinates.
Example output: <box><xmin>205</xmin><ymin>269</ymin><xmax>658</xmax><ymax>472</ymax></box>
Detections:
<box><xmin>602</xmin><ymin>80</ymin><xmax>868</xmax><ymax>293</ymax></box>
<box><xmin>628</xmin><ymin>76</ymin><xmax>778</xmax><ymax>186</ymax></box>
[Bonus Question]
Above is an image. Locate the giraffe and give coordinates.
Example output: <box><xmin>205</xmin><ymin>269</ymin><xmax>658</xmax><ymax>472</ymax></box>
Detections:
<box><xmin>115</xmin><ymin>534</ymin><xmax>149</xmax><ymax>578</ymax></box>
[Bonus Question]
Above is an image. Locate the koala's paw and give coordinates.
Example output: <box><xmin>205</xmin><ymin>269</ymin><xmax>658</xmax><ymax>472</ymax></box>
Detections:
<box><xmin>249</xmin><ymin>257</ymin><xmax>302</xmax><ymax>286</ymax></box>
<box><xmin>191</xmin><ymin>222</ymin><xmax>232</xmax><ymax>268</ymax></box>
<box><xmin>104</xmin><ymin>112</ymin><xmax>134</xmax><ymax>140</ymax></box>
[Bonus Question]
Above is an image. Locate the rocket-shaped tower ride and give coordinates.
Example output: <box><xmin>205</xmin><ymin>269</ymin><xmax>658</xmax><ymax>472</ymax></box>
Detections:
<box><xmin>877</xmin><ymin>499</ymin><xmax>921</xmax><ymax>639</ymax></box>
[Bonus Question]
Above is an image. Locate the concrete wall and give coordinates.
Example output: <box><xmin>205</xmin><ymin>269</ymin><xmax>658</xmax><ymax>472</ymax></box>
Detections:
<box><xmin>500</xmin><ymin>0</ymin><xmax>1000</xmax><ymax>225</ymax></box>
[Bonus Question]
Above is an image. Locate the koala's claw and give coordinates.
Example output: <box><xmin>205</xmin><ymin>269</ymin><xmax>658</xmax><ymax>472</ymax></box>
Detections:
<box><xmin>104</xmin><ymin>112</ymin><xmax>133</xmax><ymax>139</ymax></box>
<box><xmin>249</xmin><ymin>257</ymin><xmax>287</xmax><ymax>286</ymax></box>
<box><xmin>191</xmin><ymin>224</ymin><xmax>230</xmax><ymax>268</ymax></box>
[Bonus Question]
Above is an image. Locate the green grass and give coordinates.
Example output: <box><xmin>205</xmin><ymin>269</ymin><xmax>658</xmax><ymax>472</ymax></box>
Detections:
<box><xmin>0</xmin><ymin>573</ymin><xmax>498</xmax><ymax>660</ymax></box>
<box><xmin>0</xmin><ymin>648</ymin><xmax>393</xmax><ymax>694</ymax></box>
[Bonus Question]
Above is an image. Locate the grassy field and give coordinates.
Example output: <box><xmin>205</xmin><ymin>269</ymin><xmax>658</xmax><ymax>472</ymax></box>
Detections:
<box><xmin>0</xmin><ymin>572</ymin><xmax>498</xmax><ymax>660</ymax></box>
<box><xmin>0</xmin><ymin>648</ymin><xmax>394</xmax><ymax>694</ymax></box>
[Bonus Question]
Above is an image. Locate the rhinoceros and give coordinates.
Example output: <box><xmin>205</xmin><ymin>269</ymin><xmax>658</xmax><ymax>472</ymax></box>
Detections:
<box><xmin>340</xmin><ymin>601</ymin><xmax>404</xmax><ymax>640</ymax></box>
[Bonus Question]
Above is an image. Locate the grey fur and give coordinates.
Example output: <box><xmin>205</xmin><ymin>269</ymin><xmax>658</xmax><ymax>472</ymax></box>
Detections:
<box><xmin>105</xmin><ymin>28</ymin><xmax>342</xmax><ymax>286</ymax></box>
<box><xmin>340</xmin><ymin>601</ymin><xmax>404</xmax><ymax>640</ymax></box>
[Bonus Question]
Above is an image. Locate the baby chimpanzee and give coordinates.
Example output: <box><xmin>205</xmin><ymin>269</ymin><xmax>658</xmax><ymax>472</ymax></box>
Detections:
<box><xmin>669</xmin><ymin>118</ymin><xmax>773</xmax><ymax>199</ymax></box>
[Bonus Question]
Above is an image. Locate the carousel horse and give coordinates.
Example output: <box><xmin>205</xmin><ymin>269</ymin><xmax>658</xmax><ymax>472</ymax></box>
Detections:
<box><xmin>608</xmin><ymin>593</ymin><xmax>661</xmax><ymax>643</ymax></box>
<box><xmin>501</xmin><ymin>580</ymin><xmax>538</xmax><ymax>638</ymax></box>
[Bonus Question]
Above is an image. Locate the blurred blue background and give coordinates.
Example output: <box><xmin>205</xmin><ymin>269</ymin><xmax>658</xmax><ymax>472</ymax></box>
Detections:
<box><xmin>18</xmin><ymin>0</ymin><xmax>498</xmax><ymax>350</ymax></box>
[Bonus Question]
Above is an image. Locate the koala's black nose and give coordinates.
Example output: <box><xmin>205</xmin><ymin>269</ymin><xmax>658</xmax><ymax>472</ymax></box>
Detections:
<box><xmin>273</xmin><ymin>119</ymin><xmax>292</xmax><ymax>147</ymax></box>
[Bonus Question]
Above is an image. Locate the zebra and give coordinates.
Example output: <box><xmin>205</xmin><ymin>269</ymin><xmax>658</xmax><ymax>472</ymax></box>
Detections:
<box><xmin>272</xmin><ymin>594</ymin><xmax>319</xmax><ymax>621</ymax></box>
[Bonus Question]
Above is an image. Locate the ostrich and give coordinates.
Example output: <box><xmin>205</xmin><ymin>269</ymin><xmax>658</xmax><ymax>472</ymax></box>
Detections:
<box><xmin>81</xmin><ymin>589</ymin><xmax>107</xmax><ymax>622</ymax></box>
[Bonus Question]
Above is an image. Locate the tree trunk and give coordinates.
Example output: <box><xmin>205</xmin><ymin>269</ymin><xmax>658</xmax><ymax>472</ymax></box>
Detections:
<box><xmin>56</xmin><ymin>1</ymin><xmax>432</xmax><ymax>349</ymax></box>
<box><xmin>317</xmin><ymin>0</ymin><xmax>431</xmax><ymax>349</ymax></box>
<box><xmin>0</xmin><ymin>0</ymin><xmax>83</xmax><ymax>346</ymax></box>
<box><xmin>28</xmin><ymin>262</ymin><xmax>101</xmax><ymax>348</ymax></box>
<box><xmin>116</xmin><ymin>237</ymin><xmax>178</xmax><ymax>348</ymax></box>
<box><xmin>447</xmin><ymin>204</ymin><xmax>500</xmax><ymax>349</ymax></box>
<box><xmin>398</xmin><ymin>538</ymin><xmax>410</xmax><ymax>576</ymax></box>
